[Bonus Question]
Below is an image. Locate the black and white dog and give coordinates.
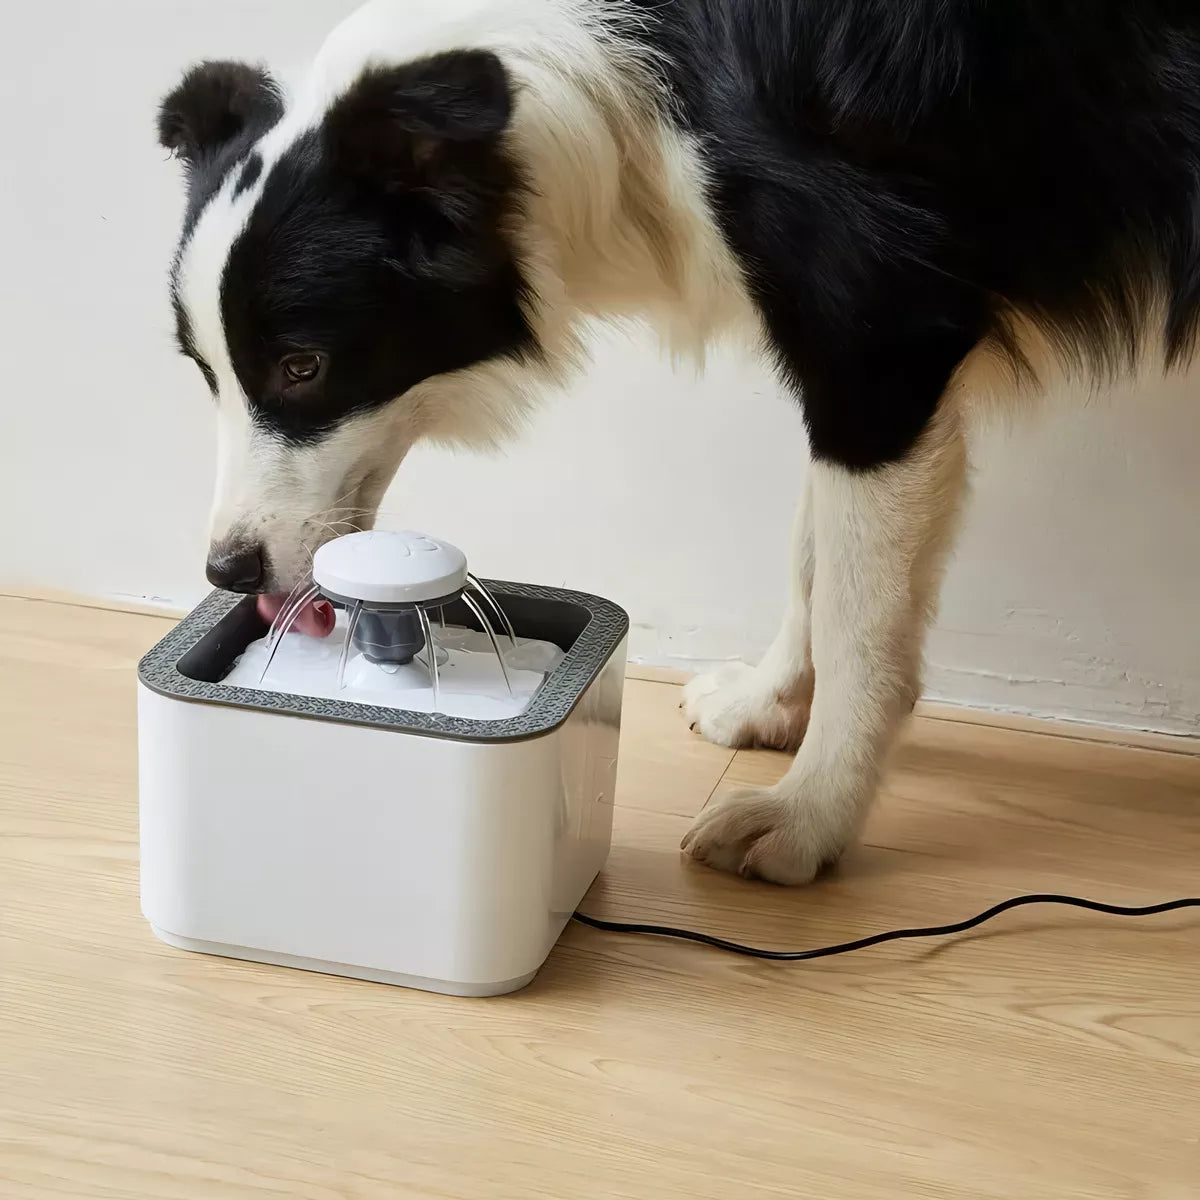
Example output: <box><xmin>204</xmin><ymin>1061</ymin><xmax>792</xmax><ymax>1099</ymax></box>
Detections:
<box><xmin>159</xmin><ymin>0</ymin><xmax>1200</xmax><ymax>884</ymax></box>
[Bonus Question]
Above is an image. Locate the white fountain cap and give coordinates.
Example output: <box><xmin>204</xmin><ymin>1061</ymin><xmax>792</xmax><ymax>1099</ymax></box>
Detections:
<box><xmin>312</xmin><ymin>530</ymin><xmax>469</xmax><ymax>606</ymax></box>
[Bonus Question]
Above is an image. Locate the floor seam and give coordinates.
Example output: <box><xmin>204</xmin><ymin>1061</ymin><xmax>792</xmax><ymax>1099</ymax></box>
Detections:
<box><xmin>698</xmin><ymin>751</ymin><xmax>739</xmax><ymax>814</ymax></box>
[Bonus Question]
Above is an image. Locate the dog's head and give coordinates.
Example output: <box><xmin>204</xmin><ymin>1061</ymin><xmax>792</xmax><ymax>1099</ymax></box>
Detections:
<box><xmin>159</xmin><ymin>53</ymin><xmax>537</xmax><ymax>597</ymax></box>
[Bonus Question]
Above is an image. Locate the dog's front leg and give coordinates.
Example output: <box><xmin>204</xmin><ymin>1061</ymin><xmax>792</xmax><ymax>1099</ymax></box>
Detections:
<box><xmin>682</xmin><ymin>474</ymin><xmax>816</xmax><ymax>752</ymax></box>
<box><xmin>682</xmin><ymin>405</ymin><xmax>968</xmax><ymax>884</ymax></box>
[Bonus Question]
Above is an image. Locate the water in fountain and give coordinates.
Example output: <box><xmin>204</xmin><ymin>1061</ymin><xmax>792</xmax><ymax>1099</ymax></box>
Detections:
<box><xmin>221</xmin><ymin>531</ymin><xmax>564</xmax><ymax>720</ymax></box>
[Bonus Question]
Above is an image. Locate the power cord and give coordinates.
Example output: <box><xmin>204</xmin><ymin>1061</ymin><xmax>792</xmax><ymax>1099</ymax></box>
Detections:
<box><xmin>572</xmin><ymin>893</ymin><xmax>1200</xmax><ymax>961</ymax></box>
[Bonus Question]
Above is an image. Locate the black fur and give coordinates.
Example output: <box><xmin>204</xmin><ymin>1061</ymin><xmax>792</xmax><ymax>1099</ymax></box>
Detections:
<box><xmin>216</xmin><ymin>52</ymin><xmax>535</xmax><ymax>443</ymax></box>
<box><xmin>172</xmin><ymin>293</ymin><xmax>217</xmax><ymax>394</ymax></box>
<box><xmin>628</xmin><ymin>0</ymin><xmax>1200</xmax><ymax>467</ymax></box>
<box><xmin>158</xmin><ymin>61</ymin><xmax>283</xmax><ymax>236</ymax></box>
<box><xmin>233</xmin><ymin>152</ymin><xmax>264</xmax><ymax>197</ymax></box>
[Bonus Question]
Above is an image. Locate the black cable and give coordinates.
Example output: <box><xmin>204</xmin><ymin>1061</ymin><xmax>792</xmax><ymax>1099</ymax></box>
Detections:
<box><xmin>572</xmin><ymin>893</ymin><xmax>1200</xmax><ymax>961</ymax></box>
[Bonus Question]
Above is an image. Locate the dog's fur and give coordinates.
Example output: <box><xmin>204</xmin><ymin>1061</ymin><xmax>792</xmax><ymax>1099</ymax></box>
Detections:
<box><xmin>159</xmin><ymin>0</ymin><xmax>1200</xmax><ymax>883</ymax></box>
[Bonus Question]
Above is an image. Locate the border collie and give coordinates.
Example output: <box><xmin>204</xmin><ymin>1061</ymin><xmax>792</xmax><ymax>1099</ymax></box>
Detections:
<box><xmin>158</xmin><ymin>0</ymin><xmax>1200</xmax><ymax>884</ymax></box>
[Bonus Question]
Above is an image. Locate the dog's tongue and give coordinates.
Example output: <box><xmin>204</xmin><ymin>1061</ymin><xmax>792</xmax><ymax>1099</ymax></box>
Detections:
<box><xmin>256</xmin><ymin>593</ymin><xmax>337</xmax><ymax>639</ymax></box>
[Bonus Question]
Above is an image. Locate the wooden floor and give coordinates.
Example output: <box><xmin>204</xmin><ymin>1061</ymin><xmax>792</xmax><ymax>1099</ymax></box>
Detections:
<box><xmin>2</xmin><ymin>595</ymin><xmax>1198</xmax><ymax>1200</ymax></box>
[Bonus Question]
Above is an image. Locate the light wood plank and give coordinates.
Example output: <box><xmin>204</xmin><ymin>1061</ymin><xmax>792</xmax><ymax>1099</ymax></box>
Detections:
<box><xmin>616</xmin><ymin>678</ymin><xmax>734</xmax><ymax>817</ymax></box>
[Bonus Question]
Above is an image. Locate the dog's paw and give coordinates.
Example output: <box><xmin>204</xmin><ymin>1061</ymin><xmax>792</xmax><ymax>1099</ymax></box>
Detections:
<box><xmin>680</xmin><ymin>783</ymin><xmax>851</xmax><ymax>885</ymax></box>
<box><xmin>681</xmin><ymin>663</ymin><xmax>809</xmax><ymax>752</ymax></box>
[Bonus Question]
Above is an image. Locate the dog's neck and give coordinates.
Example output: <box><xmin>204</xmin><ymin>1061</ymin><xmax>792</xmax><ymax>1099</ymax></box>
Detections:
<box><xmin>501</xmin><ymin>16</ymin><xmax>757</xmax><ymax>365</ymax></box>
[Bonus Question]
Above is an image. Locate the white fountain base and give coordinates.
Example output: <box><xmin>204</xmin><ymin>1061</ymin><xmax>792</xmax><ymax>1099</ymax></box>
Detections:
<box><xmin>137</xmin><ymin>586</ymin><xmax>627</xmax><ymax>996</ymax></box>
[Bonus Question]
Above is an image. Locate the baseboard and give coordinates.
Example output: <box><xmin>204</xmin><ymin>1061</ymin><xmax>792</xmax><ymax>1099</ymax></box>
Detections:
<box><xmin>913</xmin><ymin>700</ymin><xmax>1200</xmax><ymax>756</ymax></box>
<box><xmin>0</xmin><ymin>586</ymin><xmax>185</xmax><ymax>621</ymax></box>
<box><xmin>8</xmin><ymin>588</ymin><xmax>1197</xmax><ymax>757</ymax></box>
<box><xmin>625</xmin><ymin>663</ymin><xmax>1200</xmax><ymax>757</ymax></box>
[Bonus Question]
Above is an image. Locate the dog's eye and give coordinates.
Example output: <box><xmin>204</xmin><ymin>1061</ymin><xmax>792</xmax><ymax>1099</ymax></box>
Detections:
<box><xmin>281</xmin><ymin>353</ymin><xmax>324</xmax><ymax>385</ymax></box>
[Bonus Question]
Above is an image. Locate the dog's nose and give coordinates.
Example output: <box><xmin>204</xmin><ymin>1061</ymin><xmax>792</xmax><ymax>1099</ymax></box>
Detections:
<box><xmin>206</xmin><ymin>543</ymin><xmax>265</xmax><ymax>593</ymax></box>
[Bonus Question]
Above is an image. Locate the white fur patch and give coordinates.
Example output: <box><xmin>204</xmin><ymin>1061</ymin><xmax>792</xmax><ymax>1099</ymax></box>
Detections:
<box><xmin>176</xmin><ymin>169</ymin><xmax>269</xmax><ymax>549</ymax></box>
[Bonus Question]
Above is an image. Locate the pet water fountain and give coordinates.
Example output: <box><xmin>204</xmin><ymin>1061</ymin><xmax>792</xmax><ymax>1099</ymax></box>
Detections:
<box><xmin>137</xmin><ymin>531</ymin><xmax>629</xmax><ymax>996</ymax></box>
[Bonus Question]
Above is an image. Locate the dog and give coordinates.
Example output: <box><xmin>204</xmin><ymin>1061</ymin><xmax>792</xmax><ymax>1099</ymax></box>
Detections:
<box><xmin>158</xmin><ymin>0</ymin><xmax>1200</xmax><ymax>884</ymax></box>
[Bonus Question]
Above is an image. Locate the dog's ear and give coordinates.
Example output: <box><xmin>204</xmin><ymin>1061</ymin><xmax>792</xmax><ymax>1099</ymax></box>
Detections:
<box><xmin>326</xmin><ymin>51</ymin><xmax>513</xmax><ymax>189</ymax></box>
<box><xmin>158</xmin><ymin>61</ymin><xmax>283</xmax><ymax>163</ymax></box>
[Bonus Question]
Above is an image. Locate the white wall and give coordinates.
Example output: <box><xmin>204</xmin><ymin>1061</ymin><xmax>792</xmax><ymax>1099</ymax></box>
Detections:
<box><xmin>2</xmin><ymin>2</ymin><xmax>1198</xmax><ymax>736</ymax></box>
